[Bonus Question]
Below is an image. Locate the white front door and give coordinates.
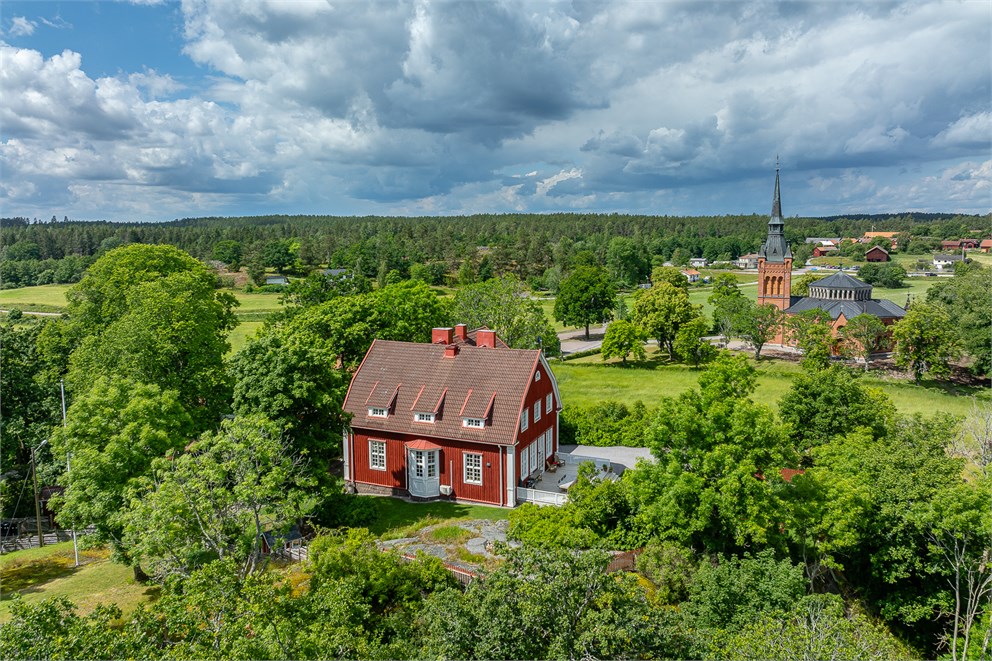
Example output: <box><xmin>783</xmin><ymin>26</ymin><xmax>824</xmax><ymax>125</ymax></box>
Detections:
<box><xmin>520</xmin><ymin>447</ymin><xmax>529</xmax><ymax>483</ymax></box>
<box><xmin>408</xmin><ymin>449</ymin><xmax>440</xmax><ymax>498</ymax></box>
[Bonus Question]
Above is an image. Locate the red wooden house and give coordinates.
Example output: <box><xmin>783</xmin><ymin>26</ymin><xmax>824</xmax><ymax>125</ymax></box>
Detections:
<box><xmin>864</xmin><ymin>246</ymin><xmax>890</xmax><ymax>262</ymax></box>
<box><xmin>342</xmin><ymin>325</ymin><xmax>561</xmax><ymax>507</ymax></box>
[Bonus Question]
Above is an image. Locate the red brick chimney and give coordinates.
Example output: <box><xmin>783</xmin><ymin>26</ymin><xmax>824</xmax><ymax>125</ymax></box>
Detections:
<box><xmin>432</xmin><ymin>327</ymin><xmax>454</xmax><ymax>344</ymax></box>
<box><xmin>454</xmin><ymin>324</ymin><xmax>468</xmax><ymax>341</ymax></box>
<box><xmin>477</xmin><ymin>329</ymin><xmax>497</xmax><ymax>348</ymax></box>
<box><xmin>444</xmin><ymin>344</ymin><xmax>459</xmax><ymax>358</ymax></box>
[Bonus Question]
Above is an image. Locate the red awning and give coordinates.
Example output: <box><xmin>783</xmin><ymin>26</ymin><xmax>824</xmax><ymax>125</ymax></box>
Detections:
<box><xmin>405</xmin><ymin>439</ymin><xmax>442</xmax><ymax>451</ymax></box>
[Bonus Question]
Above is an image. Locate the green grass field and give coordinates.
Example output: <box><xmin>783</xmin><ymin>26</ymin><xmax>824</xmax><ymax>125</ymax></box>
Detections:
<box><xmin>552</xmin><ymin>349</ymin><xmax>990</xmax><ymax>417</ymax></box>
<box><xmin>0</xmin><ymin>284</ymin><xmax>71</xmax><ymax>312</ymax></box>
<box><xmin>0</xmin><ymin>542</ymin><xmax>159</xmax><ymax>623</ymax></box>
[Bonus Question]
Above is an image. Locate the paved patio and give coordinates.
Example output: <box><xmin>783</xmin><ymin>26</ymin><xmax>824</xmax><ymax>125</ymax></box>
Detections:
<box><xmin>525</xmin><ymin>444</ymin><xmax>653</xmax><ymax>497</ymax></box>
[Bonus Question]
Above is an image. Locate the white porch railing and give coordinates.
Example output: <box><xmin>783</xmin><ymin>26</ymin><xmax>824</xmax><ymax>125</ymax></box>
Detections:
<box><xmin>516</xmin><ymin>487</ymin><xmax>568</xmax><ymax>506</ymax></box>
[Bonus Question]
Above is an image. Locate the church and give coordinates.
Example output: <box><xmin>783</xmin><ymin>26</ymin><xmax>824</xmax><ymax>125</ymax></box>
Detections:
<box><xmin>756</xmin><ymin>167</ymin><xmax>906</xmax><ymax>349</ymax></box>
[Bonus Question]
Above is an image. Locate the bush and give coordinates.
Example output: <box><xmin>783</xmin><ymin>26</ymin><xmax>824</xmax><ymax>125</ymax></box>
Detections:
<box><xmin>559</xmin><ymin>401</ymin><xmax>652</xmax><ymax>447</ymax></box>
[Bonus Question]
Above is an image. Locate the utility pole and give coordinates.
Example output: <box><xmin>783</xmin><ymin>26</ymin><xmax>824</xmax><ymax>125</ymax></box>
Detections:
<box><xmin>61</xmin><ymin>380</ymin><xmax>78</xmax><ymax>566</ymax></box>
<box><xmin>32</xmin><ymin>439</ymin><xmax>49</xmax><ymax>548</ymax></box>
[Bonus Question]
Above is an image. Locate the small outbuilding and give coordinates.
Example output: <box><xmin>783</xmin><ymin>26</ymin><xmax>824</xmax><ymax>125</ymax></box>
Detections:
<box><xmin>865</xmin><ymin>246</ymin><xmax>890</xmax><ymax>262</ymax></box>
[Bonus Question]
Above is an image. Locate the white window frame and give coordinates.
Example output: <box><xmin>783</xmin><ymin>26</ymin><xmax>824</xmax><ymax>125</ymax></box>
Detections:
<box><xmin>427</xmin><ymin>451</ymin><xmax>437</xmax><ymax>478</ymax></box>
<box><xmin>463</xmin><ymin>417</ymin><xmax>485</xmax><ymax>428</ymax></box>
<box><xmin>533</xmin><ymin>401</ymin><xmax>541</xmax><ymax>423</ymax></box>
<box><xmin>464</xmin><ymin>453</ymin><xmax>483</xmax><ymax>485</ymax></box>
<box><xmin>546</xmin><ymin>393</ymin><xmax>553</xmax><ymax>414</ymax></box>
<box><xmin>521</xmin><ymin>409</ymin><xmax>529</xmax><ymax>432</ymax></box>
<box><xmin>369</xmin><ymin>440</ymin><xmax>387</xmax><ymax>471</ymax></box>
<box><xmin>414</xmin><ymin>412</ymin><xmax>436</xmax><ymax>423</ymax></box>
<box><xmin>535</xmin><ymin>371</ymin><xmax>541</xmax><ymax>381</ymax></box>
<box><xmin>538</xmin><ymin>433</ymin><xmax>545</xmax><ymax>466</ymax></box>
<box><xmin>368</xmin><ymin>407</ymin><xmax>388</xmax><ymax>418</ymax></box>
<box><xmin>546</xmin><ymin>429</ymin><xmax>554</xmax><ymax>459</ymax></box>
<box><xmin>529</xmin><ymin>442</ymin><xmax>538</xmax><ymax>474</ymax></box>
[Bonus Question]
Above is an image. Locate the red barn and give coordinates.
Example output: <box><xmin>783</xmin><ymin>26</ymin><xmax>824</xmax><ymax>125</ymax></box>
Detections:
<box><xmin>865</xmin><ymin>246</ymin><xmax>890</xmax><ymax>262</ymax></box>
<box><xmin>342</xmin><ymin>325</ymin><xmax>561</xmax><ymax>507</ymax></box>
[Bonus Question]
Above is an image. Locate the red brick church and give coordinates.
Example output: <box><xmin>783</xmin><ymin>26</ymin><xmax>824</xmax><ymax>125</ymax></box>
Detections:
<box><xmin>757</xmin><ymin>167</ymin><xmax>905</xmax><ymax>346</ymax></box>
<box><xmin>342</xmin><ymin>325</ymin><xmax>561</xmax><ymax>507</ymax></box>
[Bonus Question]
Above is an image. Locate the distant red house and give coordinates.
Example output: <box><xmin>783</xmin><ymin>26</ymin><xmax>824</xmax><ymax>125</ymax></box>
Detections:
<box><xmin>812</xmin><ymin>245</ymin><xmax>838</xmax><ymax>257</ymax></box>
<box><xmin>865</xmin><ymin>246</ymin><xmax>890</xmax><ymax>262</ymax></box>
<box><xmin>981</xmin><ymin>239</ymin><xmax>992</xmax><ymax>253</ymax></box>
<box><xmin>342</xmin><ymin>325</ymin><xmax>561</xmax><ymax>507</ymax></box>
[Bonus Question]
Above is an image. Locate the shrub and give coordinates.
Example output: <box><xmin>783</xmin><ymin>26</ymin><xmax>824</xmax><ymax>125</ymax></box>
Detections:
<box><xmin>559</xmin><ymin>401</ymin><xmax>652</xmax><ymax>447</ymax></box>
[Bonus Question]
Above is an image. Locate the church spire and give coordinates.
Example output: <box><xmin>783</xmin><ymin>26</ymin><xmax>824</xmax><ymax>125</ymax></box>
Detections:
<box><xmin>771</xmin><ymin>156</ymin><xmax>782</xmax><ymax>220</ymax></box>
<box><xmin>757</xmin><ymin>159</ymin><xmax>792</xmax><ymax>263</ymax></box>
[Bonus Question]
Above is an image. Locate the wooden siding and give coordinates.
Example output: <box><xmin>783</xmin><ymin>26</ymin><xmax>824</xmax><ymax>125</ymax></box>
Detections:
<box><xmin>350</xmin><ymin>428</ymin><xmax>504</xmax><ymax>505</ymax></box>
<box><xmin>514</xmin><ymin>360</ymin><xmax>558</xmax><ymax>484</ymax></box>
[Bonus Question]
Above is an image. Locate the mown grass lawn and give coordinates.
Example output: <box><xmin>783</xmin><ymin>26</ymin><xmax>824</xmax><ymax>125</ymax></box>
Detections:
<box><xmin>362</xmin><ymin>497</ymin><xmax>509</xmax><ymax>539</ymax></box>
<box><xmin>0</xmin><ymin>542</ymin><xmax>159</xmax><ymax>623</ymax></box>
<box><xmin>552</xmin><ymin>348</ymin><xmax>989</xmax><ymax>417</ymax></box>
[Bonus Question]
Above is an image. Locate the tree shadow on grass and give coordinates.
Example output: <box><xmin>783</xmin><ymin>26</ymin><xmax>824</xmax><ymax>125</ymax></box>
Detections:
<box><xmin>0</xmin><ymin>556</ymin><xmax>83</xmax><ymax>598</ymax></box>
<box><xmin>366</xmin><ymin>499</ymin><xmax>505</xmax><ymax>537</ymax></box>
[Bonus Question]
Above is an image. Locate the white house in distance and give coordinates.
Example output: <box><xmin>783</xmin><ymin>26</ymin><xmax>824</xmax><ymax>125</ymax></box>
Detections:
<box><xmin>681</xmin><ymin>269</ymin><xmax>701</xmax><ymax>283</ymax></box>
<box><xmin>688</xmin><ymin>257</ymin><xmax>708</xmax><ymax>268</ymax></box>
<box><xmin>933</xmin><ymin>254</ymin><xmax>965</xmax><ymax>270</ymax></box>
<box><xmin>735</xmin><ymin>253</ymin><xmax>759</xmax><ymax>269</ymax></box>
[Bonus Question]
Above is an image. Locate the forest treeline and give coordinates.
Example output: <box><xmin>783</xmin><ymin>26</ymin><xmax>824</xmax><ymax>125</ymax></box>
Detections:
<box><xmin>1</xmin><ymin>211</ymin><xmax>988</xmax><ymax>289</ymax></box>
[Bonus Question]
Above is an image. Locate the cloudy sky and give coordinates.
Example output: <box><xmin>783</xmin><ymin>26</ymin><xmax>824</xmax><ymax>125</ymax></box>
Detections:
<box><xmin>1</xmin><ymin>1</ymin><xmax>989</xmax><ymax>222</ymax></box>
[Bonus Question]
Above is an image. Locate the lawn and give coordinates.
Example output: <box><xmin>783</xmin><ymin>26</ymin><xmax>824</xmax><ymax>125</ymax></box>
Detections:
<box><xmin>227</xmin><ymin>320</ymin><xmax>265</xmax><ymax>354</ymax></box>
<box><xmin>0</xmin><ymin>284</ymin><xmax>71</xmax><ymax>312</ymax></box>
<box><xmin>362</xmin><ymin>497</ymin><xmax>509</xmax><ymax>539</ymax></box>
<box><xmin>0</xmin><ymin>542</ymin><xmax>159</xmax><ymax>623</ymax></box>
<box><xmin>551</xmin><ymin>349</ymin><xmax>990</xmax><ymax>418</ymax></box>
<box><xmin>0</xmin><ymin>284</ymin><xmax>284</xmax><ymax>319</ymax></box>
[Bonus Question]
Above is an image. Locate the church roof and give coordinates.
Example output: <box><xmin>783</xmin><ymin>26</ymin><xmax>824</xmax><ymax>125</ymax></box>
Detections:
<box><xmin>809</xmin><ymin>271</ymin><xmax>872</xmax><ymax>291</ymax></box>
<box><xmin>786</xmin><ymin>297</ymin><xmax>906</xmax><ymax>320</ymax></box>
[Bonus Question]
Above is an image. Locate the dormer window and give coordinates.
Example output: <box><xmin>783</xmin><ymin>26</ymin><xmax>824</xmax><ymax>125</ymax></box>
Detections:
<box><xmin>415</xmin><ymin>412</ymin><xmax>436</xmax><ymax>423</ymax></box>
<box><xmin>368</xmin><ymin>407</ymin><xmax>388</xmax><ymax>418</ymax></box>
<box><xmin>463</xmin><ymin>417</ymin><xmax>485</xmax><ymax>429</ymax></box>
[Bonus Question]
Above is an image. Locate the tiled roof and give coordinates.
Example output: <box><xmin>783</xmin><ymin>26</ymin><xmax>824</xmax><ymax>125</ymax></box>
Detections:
<box><xmin>786</xmin><ymin>297</ymin><xmax>906</xmax><ymax>320</ymax></box>
<box><xmin>344</xmin><ymin>340</ymin><xmax>543</xmax><ymax>446</ymax></box>
<box><xmin>811</xmin><ymin>271</ymin><xmax>871</xmax><ymax>290</ymax></box>
<box><xmin>980</xmin><ymin>240</ymin><xmax>992</xmax><ymax>248</ymax></box>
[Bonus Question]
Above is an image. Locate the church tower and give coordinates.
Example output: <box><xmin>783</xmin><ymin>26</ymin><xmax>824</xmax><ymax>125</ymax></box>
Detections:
<box><xmin>757</xmin><ymin>163</ymin><xmax>793</xmax><ymax>309</ymax></box>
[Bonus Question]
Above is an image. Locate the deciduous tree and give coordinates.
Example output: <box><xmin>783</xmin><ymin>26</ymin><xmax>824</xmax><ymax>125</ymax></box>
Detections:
<box><xmin>734</xmin><ymin>301</ymin><xmax>783</xmax><ymax>360</ymax></box>
<box><xmin>123</xmin><ymin>415</ymin><xmax>314</xmax><ymax>581</ymax></box>
<box><xmin>50</xmin><ymin>377</ymin><xmax>192</xmax><ymax>575</ymax></box>
<box><xmin>840</xmin><ymin>313</ymin><xmax>888</xmax><ymax>371</ymax></box>
<box><xmin>554</xmin><ymin>265</ymin><xmax>616</xmax><ymax>340</ymax></box>
<box><xmin>452</xmin><ymin>275</ymin><xmax>559</xmax><ymax>352</ymax></box>
<box><xmin>630</xmin><ymin>282</ymin><xmax>700</xmax><ymax>360</ymax></box>
<box><xmin>600</xmin><ymin>319</ymin><xmax>646</xmax><ymax>364</ymax></box>
<box><xmin>892</xmin><ymin>302</ymin><xmax>961</xmax><ymax>383</ymax></box>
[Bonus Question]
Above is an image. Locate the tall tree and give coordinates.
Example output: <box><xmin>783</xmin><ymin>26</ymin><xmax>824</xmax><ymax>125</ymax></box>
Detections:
<box><xmin>452</xmin><ymin>275</ymin><xmax>559</xmax><ymax>352</ymax></box>
<box><xmin>631</xmin><ymin>354</ymin><xmax>798</xmax><ymax>552</ymax></box>
<box><xmin>600</xmin><ymin>319</ymin><xmax>646</xmax><ymax>365</ymax></box>
<box><xmin>68</xmin><ymin>270</ymin><xmax>237</xmax><ymax>429</ymax></box>
<box><xmin>785</xmin><ymin>309</ymin><xmax>834</xmax><ymax>371</ymax></box>
<box><xmin>926</xmin><ymin>265</ymin><xmax>992</xmax><ymax>375</ymax></box>
<box><xmin>840</xmin><ymin>313</ymin><xmax>889</xmax><ymax>371</ymax></box>
<box><xmin>50</xmin><ymin>377</ymin><xmax>193</xmax><ymax>576</ymax></box>
<box><xmin>892</xmin><ymin>302</ymin><xmax>961</xmax><ymax>383</ymax></box>
<box><xmin>229</xmin><ymin>329</ymin><xmax>351</xmax><ymax>482</ymax></box>
<box><xmin>630</xmin><ymin>282</ymin><xmax>701</xmax><ymax>360</ymax></box>
<box><xmin>123</xmin><ymin>415</ymin><xmax>314</xmax><ymax>582</ymax></box>
<box><xmin>734</xmin><ymin>301</ymin><xmax>784</xmax><ymax>360</ymax></box>
<box><xmin>554</xmin><ymin>265</ymin><xmax>616</xmax><ymax>340</ymax></box>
